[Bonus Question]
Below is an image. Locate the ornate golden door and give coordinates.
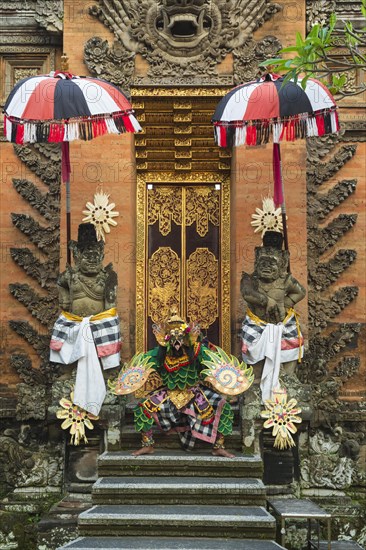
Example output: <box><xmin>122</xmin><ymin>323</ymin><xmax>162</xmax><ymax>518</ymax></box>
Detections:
<box><xmin>136</xmin><ymin>176</ymin><xmax>230</xmax><ymax>352</ymax></box>
<box><xmin>147</xmin><ymin>184</ymin><xmax>220</xmax><ymax>348</ymax></box>
<box><xmin>132</xmin><ymin>88</ymin><xmax>231</xmax><ymax>352</ymax></box>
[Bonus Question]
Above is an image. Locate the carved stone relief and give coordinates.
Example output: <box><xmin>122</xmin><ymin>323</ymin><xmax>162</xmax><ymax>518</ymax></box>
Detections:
<box><xmin>0</xmin><ymin>428</ymin><xmax>63</xmax><ymax>491</ymax></box>
<box><xmin>85</xmin><ymin>0</ymin><xmax>282</xmax><ymax>85</ymax></box>
<box><xmin>10</xmin><ymin>143</ymin><xmax>61</xmax><ymax>392</ymax></box>
<box><xmin>305</xmin><ymin>136</ymin><xmax>359</xmax><ymax>338</ymax></box>
<box><xmin>300</xmin><ymin>129</ymin><xmax>365</xmax><ymax>546</ymax></box>
<box><xmin>34</xmin><ymin>0</ymin><xmax>63</xmax><ymax>33</ymax></box>
<box><xmin>301</xmin><ymin>428</ymin><xmax>365</xmax><ymax>489</ymax></box>
<box><xmin>306</xmin><ymin>1</ymin><xmax>336</xmax><ymax>31</ymax></box>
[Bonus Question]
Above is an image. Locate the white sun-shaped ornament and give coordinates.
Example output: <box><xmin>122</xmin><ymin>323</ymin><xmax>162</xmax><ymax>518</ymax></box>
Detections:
<box><xmin>82</xmin><ymin>191</ymin><xmax>119</xmax><ymax>241</ymax></box>
<box><xmin>251</xmin><ymin>197</ymin><xmax>284</xmax><ymax>237</ymax></box>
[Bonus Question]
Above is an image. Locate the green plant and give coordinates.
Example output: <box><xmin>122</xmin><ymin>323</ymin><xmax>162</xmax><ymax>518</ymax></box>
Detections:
<box><xmin>261</xmin><ymin>0</ymin><xmax>366</xmax><ymax>97</ymax></box>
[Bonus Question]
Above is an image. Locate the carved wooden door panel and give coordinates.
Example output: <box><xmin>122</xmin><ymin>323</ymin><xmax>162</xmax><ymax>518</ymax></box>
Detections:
<box><xmin>146</xmin><ymin>184</ymin><xmax>221</xmax><ymax>349</ymax></box>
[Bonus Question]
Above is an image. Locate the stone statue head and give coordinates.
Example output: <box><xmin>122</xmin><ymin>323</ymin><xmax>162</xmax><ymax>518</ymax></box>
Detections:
<box><xmin>254</xmin><ymin>230</ymin><xmax>289</xmax><ymax>281</ymax></box>
<box><xmin>69</xmin><ymin>223</ymin><xmax>104</xmax><ymax>274</ymax></box>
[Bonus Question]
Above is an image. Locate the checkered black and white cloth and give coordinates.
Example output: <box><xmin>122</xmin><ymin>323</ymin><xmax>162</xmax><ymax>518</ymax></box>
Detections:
<box><xmin>242</xmin><ymin>310</ymin><xmax>303</xmax><ymax>365</ymax></box>
<box><xmin>50</xmin><ymin>311</ymin><xmax>122</xmax><ymax>415</ymax></box>
<box><xmin>153</xmin><ymin>387</ymin><xmax>226</xmax><ymax>450</ymax></box>
<box><xmin>50</xmin><ymin>312</ymin><xmax>121</xmax><ymax>359</ymax></box>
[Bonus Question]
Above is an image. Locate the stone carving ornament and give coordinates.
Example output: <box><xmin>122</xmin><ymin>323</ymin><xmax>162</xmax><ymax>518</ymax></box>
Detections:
<box><xmin>86</xmin><ymin>0</ymin><xmax>282</xmax><ymax>83</ymax></box>
<box><xmin>34</xmin><ymin>0</ymin><xmax>63</xmax><ymax>33</ymax></box>
<box><xmin>306</xmin><ymin>0</ymin><xmax>336</xmax><ymax>31</ymax></box>
<box><xmin>0</xmin><ymin>432</ymin><xmax>63</xmax><ymax>489</ymax></box>
<box><xmin>301</xmin><ymin>428</ymin><xmax>365</xmax><ymax>489</ymax></box>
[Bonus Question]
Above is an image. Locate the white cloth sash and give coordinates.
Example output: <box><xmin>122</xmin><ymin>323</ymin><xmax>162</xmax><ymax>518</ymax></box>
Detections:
<box><xmin>50</xmin><ymin>317</ymin><xmax>106</xmax><ymax>415</ymax></box>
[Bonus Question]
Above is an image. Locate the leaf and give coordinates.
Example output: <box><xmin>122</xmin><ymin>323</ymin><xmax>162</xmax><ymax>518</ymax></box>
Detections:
<box><xmin>329</xmin><ymin>12</ymin><xmax>337</xmax><ymax>32</ymax></box>
<box><xmin>301</xmin><ymin>75</ymin><xmax>310</xmax><ymax>89</ymax></box>
<box><xmin>296</xmin><ymin>32</ymin><xmax>304</xmax><ymax>48</ymax></box>
<box><xmin>308</xmin><ymin>24</ymin><xmax>320</xmax><ymax>39</ymax></box>
<box><xmin>279</xmin><ymin>47</ymin><xmax>300</xmax><ymax>53</ymax></box>
<box><xmin>260</xmin><ymin>58</ymin><xmax>284</xmax><ymax>66</ymax></box>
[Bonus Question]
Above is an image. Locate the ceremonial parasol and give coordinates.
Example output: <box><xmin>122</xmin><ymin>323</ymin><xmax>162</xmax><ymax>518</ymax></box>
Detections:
<box><xmin>212</xmin><ymin>73</ymin><xmax>339</xmax><ymax>252</ymax></box>
<box><xmin>3</xmin><ymin>70</ymin><xmax>141</xmax><ymax>263</ymax></box>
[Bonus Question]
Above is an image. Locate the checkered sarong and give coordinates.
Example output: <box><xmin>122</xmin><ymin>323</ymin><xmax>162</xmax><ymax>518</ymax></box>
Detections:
<box><xmin>50</xmin><ymin>310</ymin><xmax>121</xmax><ymax>358</ymax></box>
<box><xmin>153</xmin><ymin>387</ymin><xmax>226</xmax><ymax>450</ymax></box>
<box><xmin>241</xmin><ymin>308</ymin><xmax>303</xmax><ymax>364</ymax></box>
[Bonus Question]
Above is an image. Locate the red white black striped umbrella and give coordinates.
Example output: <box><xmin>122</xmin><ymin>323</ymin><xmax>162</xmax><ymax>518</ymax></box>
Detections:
<box><xmin>4</xmin><ymin>71</ymin><xmax>141</xmax><ymax>143</ymax></box>
<box><xmin>3</xmin><ymin>71</ymin><xmax>141</xmax><ymax>263</ymax></box>
<box><xmin>212</xmin><ymin>73</ymin><xmax>339</xmax><ymax>253</ymax></box>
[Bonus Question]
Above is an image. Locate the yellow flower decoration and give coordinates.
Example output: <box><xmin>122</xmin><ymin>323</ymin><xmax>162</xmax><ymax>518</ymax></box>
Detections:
<box><xmin>260</xmin><ymin>387</ymin><xmax>302</xmax><ymax>450</ymax></box>
<box><xmin>82</xmin><ymin>191</ymin><xmax>119</xmax><ymax>242</ymax></box>
<box><xmin>56</xmin><ymin>392</ymin><xmax>99</xmax><ymax>445</ymax></box>
<box><xmin>251</xmin><ymin>197</ymin><xmax>283</xmax><ymax>237</ymax></box>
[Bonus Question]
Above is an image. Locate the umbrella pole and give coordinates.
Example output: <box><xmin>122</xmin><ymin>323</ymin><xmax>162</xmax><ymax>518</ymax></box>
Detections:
<box><xmin>61</xmin><ymin>142</ymin><xmax>72</xmax><ymax>265</ymax></box>
<box><xmin>66</xmin><ymin>179</ymin><xmax>71</xmax><ymax>265</ymax></box>
<box><xmin>273</xmin><ymin>143</ymin><xmax>290</xmax><ymax>270</ymax></box>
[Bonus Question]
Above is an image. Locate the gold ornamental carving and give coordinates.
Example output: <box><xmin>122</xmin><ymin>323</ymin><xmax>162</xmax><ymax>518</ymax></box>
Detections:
<box><xmin>173</xmin><ymin>113</ymin><xmax>192</xmax><ymax>122</ymax></box>
<box><xmin>175</xmin><ymin>150</ymin><xmax>192</xmax><ymax>159</ymax></box>
<box><xmin>144</xmin><ymin>172</ymin><xmax>227</xmax><ymax>184</ymax></box>
<box><xmin>175</xmin><ymin>139</ymin><xmax>192</xmax><ymax>147</ymax></box>
<box><xmin>175</xmin><ymin>162</ymin><xmax>192</xmax><ymax>171</ymax></box>
<box><xmin>131</xmin><ymin>87</ymin><xmax>231</xmax><ymax>97</ymax></box>
<box><xmin>148</xmin><ymin>187</ymin><xmax>182</xmax><ymax>236</ymax></box>
<box><xmin>13</xmin><ymin>68</ymin><xmax>39</xmax><ymax>83</ymax></box>
<box><xmin>174</xmin><ymin>100</ymin><xmax>192</xmax><ymax>109</ymax></box>
<box><xmin>186</xmin><ymin>188</ymin><xmax>219</xmax><ymax>238</ymax></box>
<box><xmin>148</xmin><ymin>247</ymin><xmax>181</xmax><ymax>324</ymax></box>
<box><xmin>187</xmin><ymin>248</ymin><xmax>218</xmax><ymax>329</ymax></box>
<box><xmin>174</xmin><ymin>125</ymin><xmax>192</xmax><ymax>134</ymax></box>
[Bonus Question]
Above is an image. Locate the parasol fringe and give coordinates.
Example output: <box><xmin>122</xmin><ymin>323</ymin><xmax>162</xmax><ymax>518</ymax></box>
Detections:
<box><xmin>212</xmin><ymin>108</ymin><xmax>339</xmax><ymax>148</ymax></box>
<box><xmin>105</xmin><ymin>118</ymin><xmax>119</xmax><ymax>134</ymax></box>
<box><xmin>4</xmin><ymin>112</ymin><xmax>141</xmax><ymax>144</ymax></box>
<box><xmin>330</xmin><ymin>111</ymin><xmax>338</xmax><ymax>133</ymax></box>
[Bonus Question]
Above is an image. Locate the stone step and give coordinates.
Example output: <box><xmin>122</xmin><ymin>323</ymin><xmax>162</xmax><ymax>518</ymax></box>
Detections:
<box><xmin>59</xmin><ymin>535</ymin><xmax>287</xmax><ymax>549</ymax></box>
<box><xmin>319</xmin><ymin>542</ymin><xmax>363</xmax><ymax>550</ymax></box>
<box><xmin>97</xmin><ymin>450</ymin><xmax>263</xmax><ymax>478</ymax></box>
<box><xmin>120</xmin><ymin>425</ymin><xmax>243</xmax><ymax>450</ymax></box>
<box><xmin>78</xmin><ymin>504</ymin><xmax>276</xmax><ymax>538</ymax></box>
<box><xmin>92</xmin><ymin>476</ymin><xmax>266</xmax><ymax>506</ymax></box>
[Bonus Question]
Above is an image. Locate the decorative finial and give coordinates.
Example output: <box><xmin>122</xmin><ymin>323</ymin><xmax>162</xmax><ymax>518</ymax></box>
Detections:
<box><xmin>61</xmin><ymin>52</ymin><xmax>69</xmax><ymax>71</ymax></box>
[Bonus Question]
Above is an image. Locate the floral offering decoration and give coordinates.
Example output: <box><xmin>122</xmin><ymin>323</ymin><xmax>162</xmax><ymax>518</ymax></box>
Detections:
<box><xmin>251</xmin><ymin>196</ymin><xmax>284</xmax><ymax>237</ymax></box>
<box><xmin>260</xmin><ymin>386</ymin><xmax>302</xmax><ymax>449</ymax></box>
<box><xmin>82</xmin><ymin>190</ymin><xmax>119</xmax><ymax>241</ymax></box>
<box><xmin>56</xmin><ymin>391</ymin><xmax>99</xmax><ymax>445</ymax></box>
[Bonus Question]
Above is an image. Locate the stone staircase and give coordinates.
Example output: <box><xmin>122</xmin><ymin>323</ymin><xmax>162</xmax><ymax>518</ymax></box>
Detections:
<box><xmin>58</xmin><ymin>449</ymin><xmax>287</xmax><ymax>549</ymax></box>
<box><xmin>57</xmin><ymin>399</ymin><xmax>286</xmax><ymax>549</ymax></box>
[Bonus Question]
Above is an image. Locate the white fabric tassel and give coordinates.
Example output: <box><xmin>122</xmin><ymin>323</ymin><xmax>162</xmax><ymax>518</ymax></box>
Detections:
<box><xmin>306</xmin><ymin>117</ymin><xmax>318</xmax><ymax>137</ymax></box>
<box><xmin>130</xmin><ymin>115</ymin><xmax>142</xmax><ymax>132</ymax></box>
<box><xmin>273</xmin><ymin>123</ymin><xmax>283</xmax><ymax>144</ymax></box>
<box><xmin>330</xmin><ymin>111</ymin><xmax>337</xmax><ymax>133</ymax></box>
<box><xmin>239</xmin><ymin>126</ymin><xmax>246</xmax><ymax>146</ymax></box>
<box><xmin>214</xmin><ymin>126</ymin><xmax>221</xmax><ymax>146</ymax></box>
<box><xmin>25</xmin><ymin>123</ymin><xmax>37</xmax><ymax>143</ymax></box>
<box><xmin>105</xmin><ymin>118</ymin><xmax>119</xmax><ymax>135</ymax></box>
<box><xmin>68</xmin><ymin>122</ymin><xmax>79</xmax><ymax>141</ymax></box>
<box><xmin>312</xmin><ymin>117</ymin><xmax>319</xmax><ymax>137</ymax></box>
<box><xmin>23</xmin><ymin>123</ymin><xmax>31</xmax><ymax>143</ymax></box>
<box><xmin>234</xmin><ymin>127</ymin><xmax>240</xmax><ymax>146</ymax></box>
<box><xmin>5</xmin><ymin>118</ymin><xmax>12</xmax><ymax>141</ymax></box>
